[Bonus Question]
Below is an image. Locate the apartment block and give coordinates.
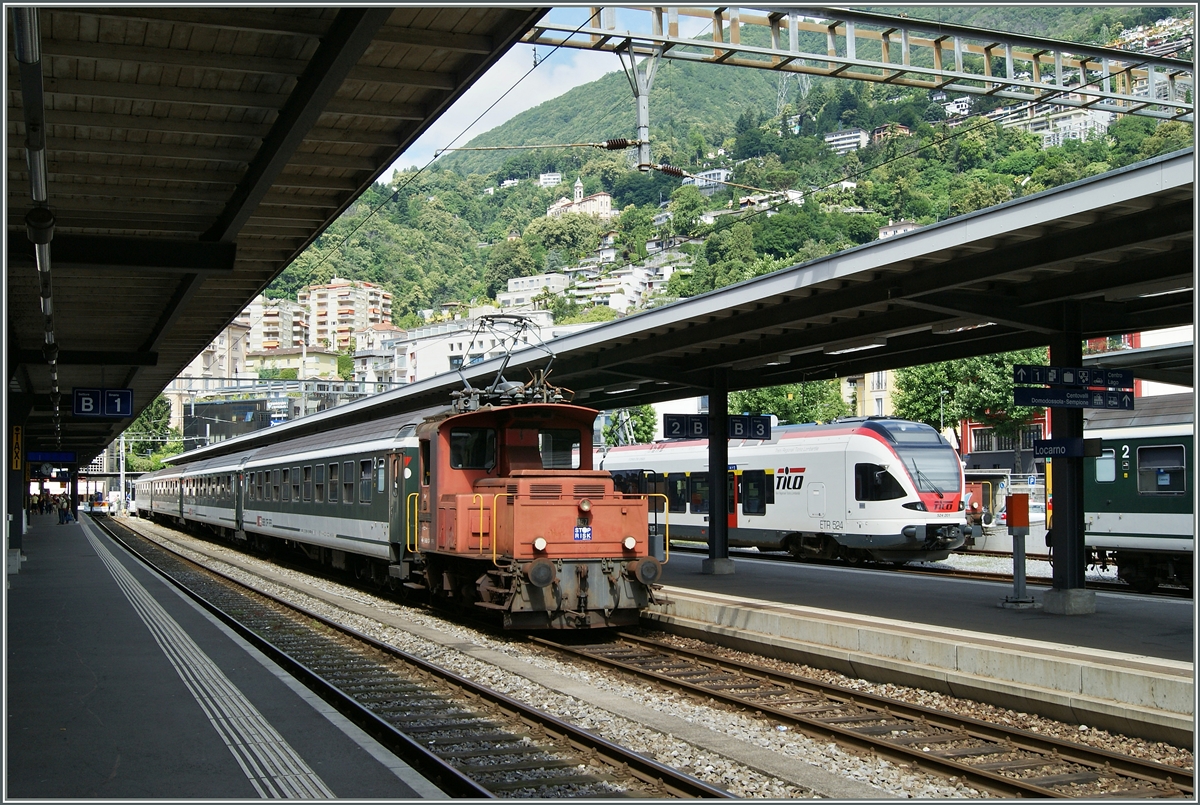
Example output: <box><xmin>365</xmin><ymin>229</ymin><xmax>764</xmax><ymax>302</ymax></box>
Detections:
<box><xmin>823</xmin><ymin>128</ymin><xmax>869</xmax><ymax>156</ymax></box>
<box><xmin>298</xmin><ymin>277</ymin><xmax>393</xmax><ymax>350</ymax></box>
<box><xmin>236</xmin><ymin>294</ymin><xmax>307</xmax><ymax>351</ymax></box>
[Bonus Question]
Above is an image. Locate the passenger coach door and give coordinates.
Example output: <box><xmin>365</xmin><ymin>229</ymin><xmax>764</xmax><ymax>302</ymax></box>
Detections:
<box><xmin>808</xmin><ymin>483</ymin><xmax>826</xmax><ymax>518</ymax></box>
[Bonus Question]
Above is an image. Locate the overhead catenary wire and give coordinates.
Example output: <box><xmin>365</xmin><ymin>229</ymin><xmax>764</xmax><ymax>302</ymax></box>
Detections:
<box><xmin>436</xmin><ymin>138</ymin><xmax>641</xmax><ymax>155</ymax></box>
<box><xmin>300</xmin><ymin>11</ymin><xmax>602</xmax><ymax>280</ymax></box>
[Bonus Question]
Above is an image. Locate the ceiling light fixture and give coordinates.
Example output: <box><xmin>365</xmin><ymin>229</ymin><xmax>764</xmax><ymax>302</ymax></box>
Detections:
<box><xmin>823</xmin><ymin>337</ymin><xmax>887</xmax><ymax>355</ymax></box>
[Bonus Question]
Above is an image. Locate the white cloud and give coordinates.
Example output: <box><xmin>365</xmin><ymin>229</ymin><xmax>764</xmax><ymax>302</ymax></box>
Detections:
<box><xmin>388</xmin><ymin>44</ymin><xmax>621</xmax><ymax>177</ymax></box>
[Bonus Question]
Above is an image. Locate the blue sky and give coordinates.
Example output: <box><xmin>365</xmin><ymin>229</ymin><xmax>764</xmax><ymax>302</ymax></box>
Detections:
<box><xmin>386</xmin><ymin>8</ymin><xmax>712</xmax><ymax>178</ymax></box>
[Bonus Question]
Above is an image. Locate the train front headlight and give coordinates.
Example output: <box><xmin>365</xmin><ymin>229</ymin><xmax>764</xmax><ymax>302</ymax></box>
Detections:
<box><xmin>623</xmin><ymin>536</ymin><xmax>636</xmax><ymax>550</ymax></box>
<box><xmin>578</xmin><ymin>498</ymin><xmax>592</xmax><ymax>513</ymax></box>
<box><xmin>533</xmin><ymin>537</ymin><xmax>547</xmax><ymax>552</ymax></box>
<box><xmin>902</xmin><ymin>501</ymin><xmax>927</xmax><ymax>512</ymax></box>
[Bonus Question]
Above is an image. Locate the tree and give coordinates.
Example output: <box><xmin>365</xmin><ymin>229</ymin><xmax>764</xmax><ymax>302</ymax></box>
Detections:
<box><xmin>893</xmin><ymin>348</ymin><xmax>1049</xmax><ymax>469</ymax></box>
<box><xmin>124</xmin><ymin>395</ymin><xmax>173</xmax><ymax>457</ymax></box>
<box><xmin>603</xmin><ymin>405</ymin><xmax>657</xmax><ymax>446</ymax></box>
<box><xmin>667</xmin><ymin>185</ymin><xmax>707</xmax><ymax>238</ymax></box>
<box><xmin>337</xmin><ymin>353</ymin><xmax>355</xmax><ymax>381</ymax></box>
<box><xmin>483</xmin><ymin>239</ymin><xmax>535</xmax><ymax>297</ymax></box>
<box><xmin>892</xmin><ymin>361</ymin><xmax>963</xmax><ymax>446</ymax></box>
<box><xmin>730</xmin><ymin>380</ymin><xmax>849</xmax><ymax>425</ymax></box>
<box><xmin>558</xmin><ymin>305</ymin><xmax>618</xmax><ymax>324</ymax></box>
<box><xmin>524</xmin><ymin>213</ymin><xmax>602</xmax><ymax>259</ymax></box>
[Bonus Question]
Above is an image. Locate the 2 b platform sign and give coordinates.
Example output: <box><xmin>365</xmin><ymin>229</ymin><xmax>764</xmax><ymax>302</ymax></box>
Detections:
<box><xmin>663</xmin><ymin>414</ymin><xmax>772</xmax><ymax>440</ymax></box>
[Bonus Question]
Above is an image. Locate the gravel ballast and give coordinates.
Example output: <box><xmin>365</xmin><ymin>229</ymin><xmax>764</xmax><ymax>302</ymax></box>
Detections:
<box><xmin>116</xmin><ymin>517</ymin><xmax>1191</xmax><ymax>799</ymax></box>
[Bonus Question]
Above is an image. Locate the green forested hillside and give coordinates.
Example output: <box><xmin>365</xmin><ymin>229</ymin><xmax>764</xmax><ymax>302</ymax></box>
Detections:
<box><xmin>878</xmin><ymin>6</ymin><xmax>1184</xmax><ymax>43</ymax></box>
<box><xmin>436</xmin><ymin>57</ymin><xmax>780</xmax><ymax>177</ymax></box>
<box><xmin>266</xmin><ymin>7</ymin><xmax>1194</xmax><ymax>329</ymax></box>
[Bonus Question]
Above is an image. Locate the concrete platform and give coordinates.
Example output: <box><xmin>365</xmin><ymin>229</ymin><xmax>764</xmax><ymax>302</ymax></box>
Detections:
<box><xmin>649</xmin><ymin>553</ymin><xmax>1193</xmax><ymax>747</ymax></box>
<box><xmin>6</xmin><ymin>514</ymin><xmax>443</xmax><ymax>799</ymax></box>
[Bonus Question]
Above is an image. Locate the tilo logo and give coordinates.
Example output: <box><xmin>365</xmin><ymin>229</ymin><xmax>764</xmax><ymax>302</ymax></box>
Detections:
<box><xmin>775</xmin><ymin>467</ymin><xmax>805</xmax><ymax>490</ymax></box>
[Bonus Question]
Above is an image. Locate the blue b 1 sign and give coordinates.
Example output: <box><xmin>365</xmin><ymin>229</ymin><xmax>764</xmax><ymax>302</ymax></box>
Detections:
<box><xmin>74</xmin><ymin>388</ymin><xmax>133</xmax><ymax>418</ymax></box>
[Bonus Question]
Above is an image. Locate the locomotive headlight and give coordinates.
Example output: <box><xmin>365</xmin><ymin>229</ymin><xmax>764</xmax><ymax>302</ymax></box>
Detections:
<box><xmin>623</xmin><ymin>536</ymin><xmax>636</xmax><ymax>550</ymax></box>
<box><xmin>533</xmin><ymin>537</ymin><xmax>547</xmax><ymax>552</ymax></box>
<box><xmin>578</xmin><ymin>498</ymin><xmax>592</xmax><ymax>513</ymax></box>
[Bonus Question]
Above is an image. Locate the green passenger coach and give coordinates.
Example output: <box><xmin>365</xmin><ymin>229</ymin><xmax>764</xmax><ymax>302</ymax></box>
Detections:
<box><xmin>1083</xmin><ymin>393</ymin><xmax>1193</xmax><ymax>593</ymax></box>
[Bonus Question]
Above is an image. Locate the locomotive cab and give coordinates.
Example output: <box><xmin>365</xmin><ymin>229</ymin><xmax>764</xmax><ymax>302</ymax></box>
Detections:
<box><xmin>415</xmin><ymin>402</ymin><xmax>659</xmax><ymax>629</ymax></box>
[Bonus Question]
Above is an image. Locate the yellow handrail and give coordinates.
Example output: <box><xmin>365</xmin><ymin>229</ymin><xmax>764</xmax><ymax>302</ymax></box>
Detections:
<box><xmin>405</xmin><ymin>491</ymin><xmax>420</xmax><ymax>553</ymax></box>
<box><xmin>647</xmin><ymin>493</ymin><xmax>669</xmax><ymax>563</ymax></box>
<box><xmin>472</xmin><ymin>493</ymin><xmax>485</xmax><ymax>554</ymax></box>
<box><xmin>490</xmin><ymin>492</ymin><xmax>514</xmax><ymax>567</ymax></box>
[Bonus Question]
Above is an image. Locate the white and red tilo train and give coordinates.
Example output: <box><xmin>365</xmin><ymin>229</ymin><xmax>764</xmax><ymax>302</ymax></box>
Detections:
<box><xmin>599</xmin><ymin>417</ymin><xmax>969</xmax><ymax>565</ymax></box>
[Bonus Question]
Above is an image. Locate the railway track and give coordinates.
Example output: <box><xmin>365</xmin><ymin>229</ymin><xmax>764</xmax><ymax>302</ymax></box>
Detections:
<box><xmin>94</xmin><ymin>516</ymin><xmax>732</xmax><ymax>799</ymax></box>
<box><xmin>535</xmin><ymin>632</ymin><xmax>1194</xmax><ymax>799</ymax></box>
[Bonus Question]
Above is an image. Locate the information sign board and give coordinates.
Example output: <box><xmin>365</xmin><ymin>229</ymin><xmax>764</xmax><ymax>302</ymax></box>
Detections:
<box><xmin>1014</xmin><ymin>387</ymin><xmax>1134</xmax><ymax>409</ymax></box>
<box><xmin>73</xmin><ymin>387</ymin><xmax>134</xmax><ymax>418</ymax></box>
<box><xmin>1012</xmin><ymin>364</ymin><xmax>1134</xmax><ymax>389</ymax></box>
<box><xmin>663</xmin><ymin>414</ymin><xmax>772</xmax><ymax>440</ymax></box>
<box><xmin>1033</xmin><ymin>438</ymin><xmax>1104</xmax><ymax>458</ymax></box>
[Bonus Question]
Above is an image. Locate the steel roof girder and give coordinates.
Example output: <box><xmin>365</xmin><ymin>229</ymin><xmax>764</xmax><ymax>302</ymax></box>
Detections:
<box><xmin>8</xmin><ymin>235</ymin><xmax>235</xmax><ymax>274</ymax></box>
<box><xmin>203</xmin><ymin>8</ymin><xmax>392</xmax><ymax>244</ymax></box>
<box><xmin>895</xmin><ymin>291</ymin><xmax>1060</xmax><ymax>335</ymax></box>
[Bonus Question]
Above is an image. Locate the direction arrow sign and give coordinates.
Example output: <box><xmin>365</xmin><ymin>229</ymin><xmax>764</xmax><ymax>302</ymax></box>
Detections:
<box><xmin>1014</xmin><ymin>387</ymin><xmax>1134</xmax><ymax>409</ymax></box>
<box><xmin>1013</xmin><ymin>364</ymin><xmax>1134</xmax><ymax>389</ymax></box>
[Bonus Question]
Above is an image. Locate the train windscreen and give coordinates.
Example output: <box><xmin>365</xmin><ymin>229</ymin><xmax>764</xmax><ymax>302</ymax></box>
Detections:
<box><xmin>894</xmin><ymin>446</ymin><xmax>962</xmax><ymax>497</ymax></box>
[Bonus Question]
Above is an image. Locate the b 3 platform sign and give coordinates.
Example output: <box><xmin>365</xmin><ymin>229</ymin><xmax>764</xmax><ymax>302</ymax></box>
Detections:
<box><xmin>663</xmin><ymin>414</ymin><xmax>772</xmax><ymax>440</ymax></box>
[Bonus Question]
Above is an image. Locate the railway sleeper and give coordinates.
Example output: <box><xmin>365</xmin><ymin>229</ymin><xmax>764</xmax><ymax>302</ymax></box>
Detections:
<box><xmin>422</xmin><ymin>731</ymin><xmax>531</xmax><ymax>746</ymax></box>
<box><xmin>436</xmin><ymin>748</ymin><xmax>555</xmax><ymax>763</ymax></box>
<box><xmin>457</xmin><ymin>758</ymin><xmax>582</xmax><ymax>774</ymax></box>
<box><xmin>932</xmin><ymin>745</ymin><xmax>1011</xmax><ymax>759</ymax></box>
<box><xmin>1025</xmin><ymin>771</ymin><xmax>1104</xmax><ymax>787</ymax></box>
<box><xmin>482</xmin><ymin>772</ymin><xmax>622</xmax><ymax>792</ymax></box>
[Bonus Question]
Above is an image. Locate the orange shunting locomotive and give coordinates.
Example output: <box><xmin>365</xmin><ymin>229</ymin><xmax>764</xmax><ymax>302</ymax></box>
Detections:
<box><xmin>414</xmin><ymin>399</ymin><xmax>662</xmax><ymax>629</ymax></box>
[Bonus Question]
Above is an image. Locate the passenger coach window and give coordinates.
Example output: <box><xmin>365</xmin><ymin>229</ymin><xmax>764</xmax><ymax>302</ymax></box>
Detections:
<box><xmin>610</xmin><ymin>470</ymin><xmax>643</xmax><ymax>495</ymax></box>
<box><xmin>303</xmin><ymin>466</ymin><xmax>313</xmax><ymax>501</ymax></box>
<box><xmin>741</xmin><ymin>470</ymin><xmax>768</xmax><ymax>516</ymax></box>
<box><xmin>291</xmin><ymin>466</ymin><xmax>301</xmax><ymax>501</ymax></box>
<box><xmin>1095</xmin><ymin>450</ymin><xmax>1116</xmax><ymax>483</ymax></box>
<box><xmin>855</xmin><ymin>463</ymin><xmax>907</xmax><ymax>501</ymax></box>
<box><xmin>281</xmin><ymin>468</ymin><xmax>291</xmax><ymax>502</ymax></box>
<box><xmin>690</xmin><ymin>473</ymin><xmax>710</xmax><ymax>514</ymax></box>
<box><xmin>647</xmin><ymin>472</ymin><xmax>665</xmax><ymax>513</ymax></box>
<box><xmin>327</xmin><ymin>463</ymin><xmax>338</xmax><ymax>503</ymax></box>
<box><xmin>539</xmin><ymin>429</ymin><xmax>580</xmax><ymax>469</ymax></box>
<box><xmin>272</xmin><ymin>469</ymin><xmax>280</xmax><ymax>501</ymax></box>
<box><xmin>360</xmin><ymin>460</ymin><xmax>373</xmax><ymax>503</ymax></box>
<box><xmin>666</xmin><ymin>475</ymin><xmax>688</xmax><ymax>513</ymax></box>
<box><xmin>449</xmin><ymin>429</ymin><xmax>496</xmax><ymax>470</ymax></box>
<box><xmin>343</xmin><ymin>461</ymin><xmax>354</xmax><ymax>503</ymax></box>
<box><xmin>1137</xmin><ymin>445</ymin><xmax>1186</xmax><ymax>494</ymax></box>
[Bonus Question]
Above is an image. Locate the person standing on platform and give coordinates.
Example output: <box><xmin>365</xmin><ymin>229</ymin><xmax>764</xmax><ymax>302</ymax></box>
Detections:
<box><xmin>29</xmin><ymin>493</ymin><xmax>38</xmax><ymax>517</ymax></box>
<box><xmin>57</xmin><ymin>495</ymin><xmax>68</xmax><ymax>524</ymax></box>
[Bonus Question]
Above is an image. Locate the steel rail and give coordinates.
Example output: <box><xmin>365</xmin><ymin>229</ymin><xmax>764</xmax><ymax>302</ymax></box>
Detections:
<box><xmin>533</xmin><ymin>632</ymin><xmax>1193</xmax><ymax>799</ymax></box>
<box><xmin>96</xmin><ymin>516</ymin><xmax>734</xmax><ymax>799</ymax></box>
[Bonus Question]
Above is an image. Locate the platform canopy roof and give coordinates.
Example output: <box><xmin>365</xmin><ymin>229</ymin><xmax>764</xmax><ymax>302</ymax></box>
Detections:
<box><xmin>7</xmin><ymin>6</ymin><xmax>547</xmax><ymax>463</ymax></box>
<box><xmin>178</xmin><ymin>148</ymin><xmax>1193</xmax><ymax>463</ymax></box>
